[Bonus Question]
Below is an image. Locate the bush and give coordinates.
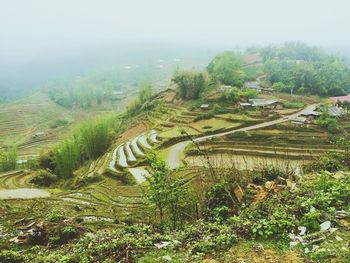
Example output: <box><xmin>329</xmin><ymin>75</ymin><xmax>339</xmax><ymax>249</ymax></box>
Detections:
<box><xmin>318</xmin><ymin>114</ymin><xmax>338</xmax><ymax>131</ymax></box>
<box><xmin>0</xmin><ymin>251</ymin><xmax>23</xmax><ymax>263</ymax></box>
<box><xmin>47</xmin><ymin>210</ymin><xmax>66</xmax><ymax>222</ymax></box>
<box><xmin>205</xmin><ymin>183</ymin><xmax>233</xmax><ymax>221</ymax></box>
<box><xmin>31</xmin><ymin>170</ymin><xmax>57</xmax><ymax>187</ymax></box>
<box><xmin>0</xmin><ymin>147</ymin><xmax>17</xmax><ymax>172</ymax></box>
<box><xmin>50</xmin><ymin>119</ymin><xmax>68</xmax><ymax>129</ymax></box>
<box><xmin>300</xmin><ymin>211</ymin><xmax>321</xmax><ymax>232</ymax></box>
<box><xmin>76</xmin><ymin>173</ymin><xmax>103</xmax><ymax>188</ymax></box>
<box><xmin>49</xmin><ymin>225</ymin><xmax>80</xmax><ymax>245</ymax></box>
<box><xmin>306</xmin><ymin>153</ymin><xmax>343</xmax><ymax>173</ymax></box>
<box><xmin>285</xmin><ymin>101</ymin><xmax>305</xmax><ymax>108</ymax></box>
<box><xmin>259</xmin><ymin>165</ymin><xmax>289</xmax><ymax>181</ymax></box>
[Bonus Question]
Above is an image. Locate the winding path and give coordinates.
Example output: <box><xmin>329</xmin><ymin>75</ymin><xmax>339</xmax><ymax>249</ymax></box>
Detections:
<box><xmin>167</xmin><ymin>105</ymin><xmax>317</xmax><ymax>169</ymax></box>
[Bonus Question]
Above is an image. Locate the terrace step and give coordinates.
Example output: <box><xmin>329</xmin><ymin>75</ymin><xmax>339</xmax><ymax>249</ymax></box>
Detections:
<box><xmin>125</xmin><ymin>142</ymin><xmax>137</xmax><ymax>162</ymax></box>
<box><xmin>118</xmin><ymin>145</ymin><xmax>129</xmax><ymax>168</ymax></box>
<box><xmin>138</xmin><ymin>135</ymin><xmax>152</xmax><ymax>149</ymax></box>
<box><xmin>131</xmin><ymin>137</ymin><xmax>144</xmax><ymax>156</ymax></box>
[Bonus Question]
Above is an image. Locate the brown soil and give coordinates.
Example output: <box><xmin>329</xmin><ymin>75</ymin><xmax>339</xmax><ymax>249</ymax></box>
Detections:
<box><xmin>161</xmin><ymin>91</ymin><xmax>177</xmax><ymax>102</ymax></box>
<box><xmin>220</xmin><ymin>244</ymin><xmax>304</xmax><ymax>263</ymax></box>
<box><xmin>115</xmin><ymin>122</ymin><xmax>149</xmax><ymax>145</ymax></box>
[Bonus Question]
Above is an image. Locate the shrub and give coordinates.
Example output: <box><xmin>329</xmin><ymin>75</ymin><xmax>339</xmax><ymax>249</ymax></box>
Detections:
<box><xmin>300</xmin><ymin>211</ymin><xmax>321</xmax><ymax>232</ymax></box>
<box><xmin>50</xmin><ymin>119</ymin><xmax>68</xmax><ymax>129</ymax></box>
<box><xmin>0</xmin><ymin>147</ymin><xmax>17</xmax><ymax>172</ymax></box>
<box><xmin>285</xmin><ymin>101</ymin><xmax>305</xmax><ymax>108</ymax></box>
<box><xmin>260</xmin><ymin>165</ymin><xmax>289</xmax><ymax>181</ymax></box>
<box><xmin>31</xmin><ymin>170</ymin><xmax>57</xmax><ymax>187</ymax></box>
<box><xmin>38</xmin><ymin>150</ymin><xmax>56</xmax><ymax>171</ymax></box>
<box><xmin>306</xmin><ymin>153</ymin><xmax>343</xmax><ymax>173</ymax></box>
<box><xmin>205</xmin><ymin>183</ymin><xmax>233</xmax><ymax>221</ymax></box>
<box><xmin>0</xmin><ymin>251</ymin><xmax>23</xmax><ymax>263</ymax></box>
<box><xmin>47</xmin><ymin>210</ymin><xmax>66</xmax><ymax>222</ymax></box>
<box><xmin>76</xmin><ymin>173</ymin><xmax>103</xmax><ymax>188</ymax></box>
<box><xmin>49</xmin><ymin>225</ymin><xmax>80</xmax><ymax>245</ymax></box>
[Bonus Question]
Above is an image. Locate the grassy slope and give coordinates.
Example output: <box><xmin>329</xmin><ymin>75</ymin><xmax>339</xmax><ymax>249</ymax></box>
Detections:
<box><xmin>0</xmin><ymin>91</ymin><xmax>133</xmax><ymax>156</ymax></box>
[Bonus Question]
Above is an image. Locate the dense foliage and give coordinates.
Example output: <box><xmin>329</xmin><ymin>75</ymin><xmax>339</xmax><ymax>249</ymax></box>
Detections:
<box><xmin>146</xmin><ymin>154</ymin><xmax>188</xmax><ymax>229</ymax></box>
<box><xmin>40</xmin><ymin>114</ymin><xmax>122</xmax><ymax>179</ymax></box>
<box><xmin>207</xmin><ymin>51</ymin><xmax>245</xmax><ymax>87</ymax></box>
<box><xmin>262</xmin><ymin>42</ymin><xmax>350</xmax><ymax>96</ymax></box>
<box><xmin>172</xmin><ymin>70</ymin><xmax>207</xmax><ymax>100</ymax></box>
<box><xmin>47</xmin><ymin>76</ymin><xmax>125</xmax><ymax>108</ymax></box>
<box><xmin>0</xmin><ymin>147</ymin><xmax>17</xmax><ymax>172</ymax></box>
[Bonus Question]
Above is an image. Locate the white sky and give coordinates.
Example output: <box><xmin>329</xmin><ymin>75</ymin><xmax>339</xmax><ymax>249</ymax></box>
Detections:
<box><xmin>0</xmin><ymin>0</ymin><xmax>349</xmax><ymax>63</ymax></box>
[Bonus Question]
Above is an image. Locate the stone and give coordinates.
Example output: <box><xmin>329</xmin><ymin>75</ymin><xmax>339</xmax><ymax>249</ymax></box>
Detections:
<box><xmin>265</xmin><ymin>181</ymin><xmax>275</xmax><ymax>190</ymax></box>
<box><xmin>163</xmin><ymin>255</ymin><xmax>172</xmax><ymax>261</ymax></box>
<box><xmin>233</xmin><ymin>184</ymin><xmax>244</xmax><ymax>203</ymax></box>
<box><xmin>155</xmin><ymin>241</ymin><xmax>171</xmax><ymax>249</ymax></box>
<box><xmin>335</xmin><ymin>236</ymin><xmax>343</xmax><ymax>241</ymax></box>
<box><xmin>320</xmin><ymin>221</ymin><xmax>331</xmax><ymax>232</ymax></box>
<box><xmin>298</xmin><ymin>226</ymin><xmax>306</xmax><ymax>236</ymax></box>
<box><xmin>290</xmin><ymin>241</ymin><xmax>299</xmax><ymax>247</ymax></box>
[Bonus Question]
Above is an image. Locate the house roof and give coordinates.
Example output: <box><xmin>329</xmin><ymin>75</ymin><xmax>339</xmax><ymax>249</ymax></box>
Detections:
<box><xmin>244</xmin><ymin>81</ymin><xmax>261</xmax><ymax>90</ymax></box>
<box><xmin>248</xmin><ymin>99</ymin><xmax>278</xmax><ymax>107</ymax></box>
<box><xmin>290</xmin><ymin>116</ymin><xmax>307</xmax><ymax>123</ymax></box>
<box><xmin>301</xmin><ymin>109</ymin><xmax>320</xmax><ymax>117</ymax></box>
<box><xmin>328</xmin><ymin>106</ymin><xmax>346</xmax><ymax>117</ymax></box>
<box><xmin>329</xmin><ymin>93</ymin><xmax>350</xmax><ymax>103</ymax></box>
<box><xmin>239</xmin><ymin>102</ymin><xmax>252</xmax><ymax>106</ymax></box>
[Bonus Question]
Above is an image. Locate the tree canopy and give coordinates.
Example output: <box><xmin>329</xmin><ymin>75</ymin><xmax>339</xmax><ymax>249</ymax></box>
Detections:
<box><xmin>172</xmin><ymin>70</ymin><xmax>207</xmax><ymax>100</ymax></box>
<box><xmin>207</xmin><ymin>51</ymin><xmax>245</xmax><ymax>87</ymax></box>
<box><xmin>261</xmin><ymin>43</ymin><xmax>350</xmax><ymax>96</ymax></box>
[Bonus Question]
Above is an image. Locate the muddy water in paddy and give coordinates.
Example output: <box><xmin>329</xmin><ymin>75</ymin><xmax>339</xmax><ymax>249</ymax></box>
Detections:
<box><xmin>185</xmin><ymin>154</ymin><xmax>308</xmax><ymax>172</ymax></box>
<box><xmin>0</xmin><ymin>188</ymin><xmax>50</xmax><ymax>199</ymax></box>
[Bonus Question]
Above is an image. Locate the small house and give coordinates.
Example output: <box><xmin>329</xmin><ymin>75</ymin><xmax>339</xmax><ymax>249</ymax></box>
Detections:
<box><xmin>248</xmin><ymin>99</ymin><xmax>282</xmax><ymax>109</ymax></box>
<box><xmin>327</xmin><ymin>106</ymin><xmax>346</xmax><ymax>117</ymax></box>
<box><xmin>290</xmin><ymin>116</ymin><xmax>307</xmax><ymax>125</ymax></box>
<box><xmin>244</xmin><ymin>81</ymin><xmax>262</xmax><ymax>92</ymax></box>
<box><xmin>239</xmin><ymin>102</ymin><xmax>252</xmax><ymax>109</ymax></box>
<box><xmin>113</xmin><ymin>91</ymin><xmax>123</xmax><ymax>95</ymax></box>
<box><xmin>301</xmin><ymin>109</ymin><xmax>320</xmax><ymax>120</ymax></box>
<box><xmin>200</xmin><ymin>104</ymin><xmax>210</xmax><ymax>110</ymax></box>
<box><xmin>32</xmin><ymin>132</ymin><xmax>46</xmax><ymax>138</ymax></box>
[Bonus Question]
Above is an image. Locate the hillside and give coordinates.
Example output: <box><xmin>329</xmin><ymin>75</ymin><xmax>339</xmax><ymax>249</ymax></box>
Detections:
<box><xmin>1</xmin><ymin>44</ymin><xmax>350</xmax><ymax>262</ymax></box>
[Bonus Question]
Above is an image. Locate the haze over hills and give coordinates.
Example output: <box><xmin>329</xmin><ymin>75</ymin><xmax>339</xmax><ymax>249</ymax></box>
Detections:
<box><xmin>1</xmin><ymin>1</ymin><xmax>350</xmax><ymax>262</ymax></box>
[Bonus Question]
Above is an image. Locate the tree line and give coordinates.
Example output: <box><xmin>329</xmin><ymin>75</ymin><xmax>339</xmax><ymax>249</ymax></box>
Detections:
<box><xmin>172</xmin><ymin>42</ymin><xmax>350</xmax><ymax>100</ymax></box>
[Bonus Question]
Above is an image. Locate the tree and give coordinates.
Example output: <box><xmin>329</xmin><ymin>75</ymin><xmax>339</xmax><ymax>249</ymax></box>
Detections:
<box><xmin>0</xmin><ymin>147</ymin><xmax>17</xmax><ymax>172</ymax></box>
<box><xmin>172</xmin><ymin>70</ymin><xmax>206</xmax><ymax>100</ymax></box>
<box><xmin>145</xmin><ymin>153</ymin><xmax>187</xmax><ymax>229</ymax></box>
<box><xmin>207</xmin><ymin>51</ymin><xmax>245</xmax><ymax>87</ymax></box>
<box><xmin>139</xmin><ymin>82</ymin><xmax>153</xmax><ymax>104</ymax></box>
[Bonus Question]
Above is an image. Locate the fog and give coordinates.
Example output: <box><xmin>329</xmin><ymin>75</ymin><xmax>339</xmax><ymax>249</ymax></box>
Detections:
<box><xmin>1</xmin><ymin>0</ymin><xmax>349</xmax><ymax>98</ymax></box>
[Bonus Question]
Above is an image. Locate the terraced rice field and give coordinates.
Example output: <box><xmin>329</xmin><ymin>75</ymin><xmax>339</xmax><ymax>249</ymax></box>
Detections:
<box><xmin>185</xmin><ymin>122</ymin><xmax>340</xmax><ymax>171</ymax></box>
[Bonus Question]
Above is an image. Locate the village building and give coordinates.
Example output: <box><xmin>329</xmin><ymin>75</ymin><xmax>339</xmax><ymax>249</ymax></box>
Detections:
<box><xmin>244</xmin><ymin>81</ymin><xmax>262</xmax><ymax>92</ymax></box>
<box><xmin>327</xmin><ymin>105</ymin><xmax>346</xmax><ymax>117</ymax></box>
<box><xmin>200</xmin><ymin>104</ymin><xmax>210</xmax><ymax>110</ymax></box>
<box><xmin>239</xmin><ymin>102</ymin><xmax>252</xmax><ymax>108</ymax></box>
<box><xmin>301</xmin><ymin>108</ymin><xmax>320</xmax><ymax>121</ymax></box>
<box><xmin>248</xmin><ymin>99</ymin><xmax>283</xmax><ymax>109</ymax></box>
<box><xmin>32</xmin><ymin>132</ymin><xmax>46</xmax><ymax>138</ymax></box>
<box><xmin>290</xmin><ymin>116</ymin><xmax>307</xmax><ymax>125</ymax></box>
<box><xmin>113</xmin><ymin>90</ymin><xmax>123</xmax><ymax>95</ymax></box>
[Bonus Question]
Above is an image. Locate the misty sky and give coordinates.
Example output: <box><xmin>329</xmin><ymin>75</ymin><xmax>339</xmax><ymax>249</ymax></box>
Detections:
<box><xmin>1</xmin><ymin>0</ymin><xmax>349</xmax><ymax>65</ymax></box>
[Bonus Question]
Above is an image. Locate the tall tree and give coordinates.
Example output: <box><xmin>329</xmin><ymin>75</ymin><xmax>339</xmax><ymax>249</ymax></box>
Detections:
<box><xmin>207</xmin><ymin>51</ymin><xmax>245</xmax><ymax>87</ymax></box>
<box><xmin>172</xmin><ymin>70</ymin><xmax>206</xmax><ymax>100</ymax></box>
